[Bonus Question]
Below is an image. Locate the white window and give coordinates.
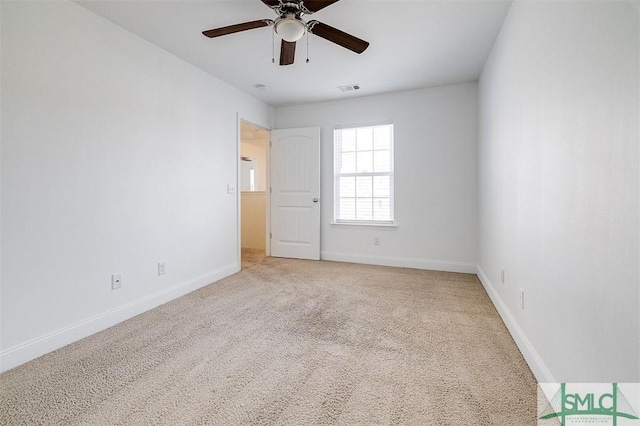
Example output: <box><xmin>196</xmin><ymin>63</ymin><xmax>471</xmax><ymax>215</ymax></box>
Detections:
<box><xmin>334</xmin><ymin>122</ymin><xmax>394</xmax><ymax>224</ymax></box>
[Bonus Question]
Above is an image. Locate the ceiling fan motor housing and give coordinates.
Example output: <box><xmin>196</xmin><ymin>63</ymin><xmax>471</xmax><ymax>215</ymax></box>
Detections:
<box><xmin>276</xmin><ymin>2</ymin><xmax>306</xmax><ymax>17</ymax></box>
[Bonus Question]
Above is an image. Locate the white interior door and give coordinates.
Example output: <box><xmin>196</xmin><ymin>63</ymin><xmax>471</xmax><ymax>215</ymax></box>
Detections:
<box><xmin>270</xmin><ymin>127</ymin><xmax>321</xmax><ymax>260</ymax></box>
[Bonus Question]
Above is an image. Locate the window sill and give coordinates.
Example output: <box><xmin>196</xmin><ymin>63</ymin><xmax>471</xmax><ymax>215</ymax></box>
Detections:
<box><xmin>329</xmin><ymin>221</ymin><xmax>398</xmax><ymax>229</ymax></box>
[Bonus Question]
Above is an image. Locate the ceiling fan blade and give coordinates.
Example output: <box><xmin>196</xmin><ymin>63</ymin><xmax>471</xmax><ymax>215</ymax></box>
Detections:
<box><xmin>301</xmin><ymin>0</ymin><xmax>341</xmax><ymax>13</ymax></box>
<box><xmin>202</xmin><ymin>19</ymin><xmax>272</xmax><ymax>38</ymax></box>
<box><xmin>280</xmin><ymin>40</ymin><xmax>296</xmax><ymax>66</ymax></box>
<box><xmin>261</xmin><ymin>0</ymin><xmax>280</xmax><ymax>8</ymax></box>
<box><xmin>308</xmin><ymin>21</ymin><xmax>369</xmax><ymax>54</ymax></box>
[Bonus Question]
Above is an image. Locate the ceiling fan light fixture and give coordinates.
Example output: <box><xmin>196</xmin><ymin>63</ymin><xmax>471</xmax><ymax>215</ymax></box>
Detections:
<box><xmin>274</xmin><ymin>17</ymin><xmax>306</xmax><ymax>42</ymax></box>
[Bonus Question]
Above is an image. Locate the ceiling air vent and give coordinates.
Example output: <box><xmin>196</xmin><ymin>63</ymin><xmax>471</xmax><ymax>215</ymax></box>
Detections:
<box><xmin>338</xmin><ymin>84</ymin><xmax>360</xmax><ymax>92</ymax></box>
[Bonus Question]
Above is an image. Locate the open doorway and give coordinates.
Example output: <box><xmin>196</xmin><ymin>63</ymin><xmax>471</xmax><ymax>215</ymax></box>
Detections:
<box><xmin>240</xmin><ymin>121</ymin><xmax>269</xmax><ymax>268</ymax></box>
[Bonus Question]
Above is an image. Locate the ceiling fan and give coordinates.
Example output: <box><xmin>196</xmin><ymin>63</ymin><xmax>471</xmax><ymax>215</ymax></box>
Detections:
<box><xmin>202</xmin><ymin>0</ymin><xmax>370</xmax><ymax>66</ymax></box>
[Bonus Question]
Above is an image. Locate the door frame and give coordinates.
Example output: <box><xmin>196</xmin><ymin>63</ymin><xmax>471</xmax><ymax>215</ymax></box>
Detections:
<box><xmin>236</xmin><ymin>115</ymin><xmax>271</xmax><ymax>267</ymax></box>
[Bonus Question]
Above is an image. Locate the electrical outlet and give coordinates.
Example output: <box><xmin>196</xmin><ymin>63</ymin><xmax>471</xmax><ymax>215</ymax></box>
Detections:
<box><xmin>158</xmin><ymin>261</ymin><xmax>166</xmax><ymax>276</ymax></box>
<box><xmin>520</xmin><ymin>288</ymin><xmax>525</xmax><ymax>310</ymax></box>
<box><xmin>111</xmin><ymin>273</ymin><xmax>122</xmax><ymax>290</ymax></box>
<box><xmin>373</xmin><ymin>236</ymin><xmax>380</xmax><ymax>246</ymax></box>
<box><xmin>227</xmin><ymin>184</ymin><xmax>235</xmax><ymax>194</ymax></box>
<box><xmin>500</xmin><ymin>268</ymin><xmax>505</xmax><ymax>284</ymax></box>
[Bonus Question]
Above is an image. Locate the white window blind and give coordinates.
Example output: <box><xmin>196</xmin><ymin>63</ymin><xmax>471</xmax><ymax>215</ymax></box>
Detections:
<box><xmin>334</xmin><ymin>123</ymin><xmax>394</xmax><ymax>223</ymax></box>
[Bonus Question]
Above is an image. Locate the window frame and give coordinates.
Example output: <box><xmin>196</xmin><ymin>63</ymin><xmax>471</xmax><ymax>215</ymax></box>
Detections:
<box><xmin>333</xmin><ymin>121</ymin><xmax>395</xmax><ymax>226</ymax></box>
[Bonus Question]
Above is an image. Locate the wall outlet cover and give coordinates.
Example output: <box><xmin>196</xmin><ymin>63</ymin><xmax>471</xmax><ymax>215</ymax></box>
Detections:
<box><xmin>111</xmin><ymin>273</ymin><xmax>122</xmax><ymax>290</ymax></box>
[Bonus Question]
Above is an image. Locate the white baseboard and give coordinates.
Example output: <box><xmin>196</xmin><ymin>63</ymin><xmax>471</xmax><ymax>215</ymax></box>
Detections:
<box><xmin>320</xmin><ymin>251</ymin><xmax>477</xmax><ymax>274</ymax></box>
<box><xmin>0</xmin><ymin>263</ymin><xmax>239</xmax><ymax>373</ymax></box>
<box><xmin>476</xmin><ymin>265</ymin><xmax>555</xmax><ymax>383</ymax></box>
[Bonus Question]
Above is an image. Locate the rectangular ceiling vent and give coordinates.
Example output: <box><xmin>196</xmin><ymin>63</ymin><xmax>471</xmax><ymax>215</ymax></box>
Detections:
<box><xmin>338</xmin><ymin>84</ymin><xmax>360</xmax><ymax>92</ymax></box>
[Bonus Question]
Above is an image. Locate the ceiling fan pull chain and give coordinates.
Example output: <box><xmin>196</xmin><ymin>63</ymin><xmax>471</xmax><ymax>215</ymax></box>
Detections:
<box><xmin>272</xmin><ymin>29</ymin><xmax>275</xmax><ymax>63</ymax></box>
<box><xmin>306</xmin><ymin>31</ymin><xmax>310</xmax><ymax>63</ymax></box>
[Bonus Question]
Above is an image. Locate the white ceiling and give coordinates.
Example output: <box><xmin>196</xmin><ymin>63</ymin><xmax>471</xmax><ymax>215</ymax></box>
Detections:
<box><xmin>75</xmin><ymin>0</ymin><xmax>513</xmax><ymax>107</ymax></box>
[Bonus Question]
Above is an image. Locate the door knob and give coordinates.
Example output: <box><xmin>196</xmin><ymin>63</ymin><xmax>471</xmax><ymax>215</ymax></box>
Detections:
<box><xmin>313</xmin><ymin>198</ymin><xmax>319</xmax><ymax>203</ymax></box>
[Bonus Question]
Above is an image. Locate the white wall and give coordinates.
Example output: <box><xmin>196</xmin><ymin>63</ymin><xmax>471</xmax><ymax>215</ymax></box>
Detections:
<box><xmin>276</xmin><ymin>84</ymin><xmax>478</xmax><ymax>273</ymax></box>
<box><xmin>478</xmin><ymin>0</ymin><xmax>639</xmax><ymax>382</ymax></box>
<box><xmin>0</xmin><ymin>0</ymin><xmax>273</xmax><ymax>372</ymax></box>
<box><xmin>0</xmin><ymin>0</ymin><xmax>4</xmax><ymax>364</ymax></box>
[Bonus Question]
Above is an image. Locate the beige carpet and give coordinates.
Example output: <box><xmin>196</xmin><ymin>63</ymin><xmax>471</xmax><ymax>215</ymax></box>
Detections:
<box><xmin>0</xmin><ymin>257</ymin><xmax>537</xmax><ymax>425</ymax></box>
<box><xmin>241</xmin><ymin>248</ymin><xmax>266</xmax><ymax>269</ymax></box>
